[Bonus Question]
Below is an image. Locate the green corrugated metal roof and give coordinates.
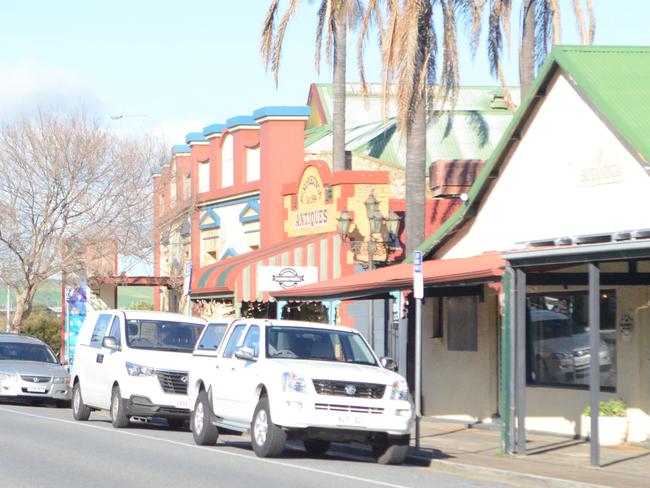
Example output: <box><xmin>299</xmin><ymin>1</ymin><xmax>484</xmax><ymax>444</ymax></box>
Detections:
<box><xmin>413</xmin><ymin>45</ymin><xmax>650</xmax><ymax>261</ymax></box>
<box><xmin>306</xmin><ymin>84</ymin><xmax>517</xmax><ymax>173</ymax></box>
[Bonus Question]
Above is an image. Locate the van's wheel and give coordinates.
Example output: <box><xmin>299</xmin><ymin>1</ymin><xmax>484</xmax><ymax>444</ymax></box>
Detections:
<box><xmin>192</xmin><ymin>391</ymin><xmax>218</xmax><ymax>445</ymax></box>
<box><xmin>110</xmin><ymin>386</ymin><xmax>130</xmax><ymax>428</ymax></box>
<box><xmin>72</xmin><ymin>382</ymin><xmax>91</xmax><ymax>421</ymax></box>
<box><xmin>304</xmin><ymin>439</ymin><xmax>330</xmax><ymax>456</ymax></box>
<box><xmin>372</xmin><ymin>435</ymin><xmax>410</xmax><ymax>465</ymax></box>
<box><xmin>251</xmin><ymin>396</ymin><xmax>286</xmax><ymax>457</ymax></box>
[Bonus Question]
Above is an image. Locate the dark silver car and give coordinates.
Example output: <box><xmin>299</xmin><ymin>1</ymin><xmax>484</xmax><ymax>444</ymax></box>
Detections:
<box><xmin>0</xmin><ymin>333</ymin><xmax>71</xmax><ymax>406</ymax></box>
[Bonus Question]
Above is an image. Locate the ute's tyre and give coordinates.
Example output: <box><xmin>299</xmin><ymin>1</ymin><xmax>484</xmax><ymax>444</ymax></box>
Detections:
<box><xmin>251</xmin><ymin>396</ymin><xmax>286</xmax><ymax>458</ymax></box>
<box><xmin>110</xmin><ymin>386</ymin><xmax>130</xmax><ymax>428</ymax></box>
<box><xmin>303</xmin><ymin>439</ymin><xmax>330</xmax><ymax>456</ymax></box>
<box><xmin>72</xmin><ymin>382</ymin><xmax>91</xmax><ymax>421</ymax></box>
<box><xmin>192</xmin><ymin>391</ymin><xmax>218</xmax><ymax>445</ymax></box>
<box><xmin>373</xmin><ymin>435</ymin><xmax>410</xmax><ymax>465</ymax></box>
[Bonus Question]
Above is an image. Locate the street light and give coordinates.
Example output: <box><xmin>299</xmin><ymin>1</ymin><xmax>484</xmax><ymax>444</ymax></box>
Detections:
<box><xmin>336</xmin><ymin>190</ymin><xmax>402</xmax><ymax>271</ymax></box>
<box><xmin>336</xmin><ymin>191</ymin><xmax>402</xmax><ymax>351</ymax></box>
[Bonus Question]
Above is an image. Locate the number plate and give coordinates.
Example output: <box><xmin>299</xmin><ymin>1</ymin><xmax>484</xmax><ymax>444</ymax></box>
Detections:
<box><xmin>176</xmin><ymin>398</ymin><xmax>188</xmax><ymax>409</ymax></box>
<box><xmin>336</xmin><ymin>414</ymin><xmax>367</xmax><ymax>427</ymax></box>
<box><xmin>27</xmin><ymin>385</ymin><xmax>47</xmax><ymax>393</ymax></box>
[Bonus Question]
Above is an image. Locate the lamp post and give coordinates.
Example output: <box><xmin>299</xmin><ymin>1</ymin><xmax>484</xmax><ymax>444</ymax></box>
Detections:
<box><xmin>336</xmin><ymin>191</ymin><xmax>402</xmax><ymax>349</ymax></box>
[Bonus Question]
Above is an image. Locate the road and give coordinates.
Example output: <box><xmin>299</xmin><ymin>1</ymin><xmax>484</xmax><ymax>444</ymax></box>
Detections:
<box><xmin>0</xmin><ymin>402</ymin><xmax>512</xmax><ymax>488</ymax></box>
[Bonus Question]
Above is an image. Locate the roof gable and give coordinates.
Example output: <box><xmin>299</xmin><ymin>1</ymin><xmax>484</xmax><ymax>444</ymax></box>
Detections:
<box><xmin>415</xmin><ymin>45</ymin><xmax>650</xmax><ymax>260</ymax></box>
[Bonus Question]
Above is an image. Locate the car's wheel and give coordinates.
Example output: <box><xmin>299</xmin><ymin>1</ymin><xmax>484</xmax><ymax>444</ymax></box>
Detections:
<box><xmin>251</xmin><ymin>396</ymin><xmax>286</xmax><ymax>458</ymax></box>
<box><xmin>167</xmin><ymin>417</ymin><xmax>186</xmax><ymax>430</ymax></box>
<box><xmin>303</xmin><ymin>439</ymin><xmax>330</xmax><ymax>456</ymax></box>
<box><xmin>72</xmin><ymin>382</ymin><xmax>91</xmax><ymax>421</ymax></box>
<box><xmin>372</xmin><ymin>435</ymin><xmax>410</xmax><ymax>465</ymax></box>
<box><xmin>192</xmin><ymin>391</ymin><xmax>218</xmax><ymax>445</ymax></box>
<box><xmin>110</xmin><ymin>386</ymin><xmax>130</xmax><ymax>428</ymax></box>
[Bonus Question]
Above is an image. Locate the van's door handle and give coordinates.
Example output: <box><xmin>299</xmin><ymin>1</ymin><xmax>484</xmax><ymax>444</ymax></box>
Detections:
<box><xmin>215</xmin><ymin>364</ymin><xmax>219</xmax><ymax>369</ymax></box>
<box><xmin>96</xmin><ymin>353</ymin><xmax>104</xmax><ymax>364</ymax></box>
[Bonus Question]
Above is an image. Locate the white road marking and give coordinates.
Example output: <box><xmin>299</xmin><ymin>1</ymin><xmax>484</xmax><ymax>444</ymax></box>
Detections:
<box><xmin>0</xmin><ymin>406</ymin><xmax>411</xmax><ymax>488</ymax></box>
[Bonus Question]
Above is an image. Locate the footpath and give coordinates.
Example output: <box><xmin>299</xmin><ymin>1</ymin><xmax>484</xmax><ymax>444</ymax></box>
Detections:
<box><xmin>408</xmin><ymin>419</ymin><xmax>650</xmax><ymax>488</ymax></box>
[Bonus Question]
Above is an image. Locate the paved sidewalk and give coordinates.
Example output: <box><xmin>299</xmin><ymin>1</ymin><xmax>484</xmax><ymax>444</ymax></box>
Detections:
<box><xmin>410</xmin><ymin>419</ymin><xmax>650</xmax><ymax>488</ymax></box>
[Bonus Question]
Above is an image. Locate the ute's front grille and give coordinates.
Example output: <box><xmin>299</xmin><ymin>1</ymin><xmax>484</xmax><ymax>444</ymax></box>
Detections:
<box><xmin>315</xmin><ymin>403</ymin><xmax>384</xmax><ymax>414</ymax></box>
<box><xmin>312</xmin><ymin>379</ymin><xmax>386</xmax><ymax>399</ymax></box>
<box><xmin>20</xmin><ymin>375</ymin><xmax>52</xmax><ymax>383</ymax></box>
<box><xmin>155</xmin><ymin>370</ymin><xmax>188</xmax><ymax>395</ymax></box>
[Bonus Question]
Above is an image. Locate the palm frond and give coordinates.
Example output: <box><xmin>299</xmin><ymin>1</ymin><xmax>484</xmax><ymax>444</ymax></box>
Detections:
<box><xmin>357</xmin><ymin>0</ymin><xmax>381</xmax><ymax>99</ymax></box>
<box><xmin>272</xmin><ymin>0</ymin><xmax>302</xmax><ymax>86</ymax></box>
<box><xmin>550</xmin><ymin>0</ymin><xmax>561</xmax><ymax>45</ymax></box>
<box><xmin>586</xmin><ymin>0</ymin><xmax>595</xmax><ymax>43</ymax></box>
<box><xmin>572</xmin><ymin>0</ymin><xmax>587</xmax><ymax>44</ymax></box>
<box><xmin>261</xmin><ymin>0</ymin><xmax>280</xmax><ymax>70</ymax></box>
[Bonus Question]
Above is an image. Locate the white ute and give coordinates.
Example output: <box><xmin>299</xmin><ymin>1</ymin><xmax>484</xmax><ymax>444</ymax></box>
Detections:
<box><xmin>188</xmin><ymin>319</ymin><xmax>413</xmax><ymax>464</ymax></box>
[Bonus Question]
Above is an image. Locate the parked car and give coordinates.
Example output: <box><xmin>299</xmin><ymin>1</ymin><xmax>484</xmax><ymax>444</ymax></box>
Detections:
<box><xmin>188</xmin><ymin>319</ymin><xmax>413</xmax><ymax>464</ymax></box>
<box><xmin>70</xmin><ymin>310</ymin><xmax>207</xmax><ymax>428</ymax></box>
<box><xmin>530</xmin><ymin>309</ymin><xmax>612</xmax><ymax>383</ymax></box>
<box><xmin>0</xmin><ymin>333</ymin><xmax>71</xmax><ymax>407</ymax></box>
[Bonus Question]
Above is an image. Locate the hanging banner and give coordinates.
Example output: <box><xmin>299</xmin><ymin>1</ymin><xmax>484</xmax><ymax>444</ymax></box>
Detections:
<box><xmin>258</xmin><ymin>266</ymin><xmax>318</xmax><ymax>292</ymax></box>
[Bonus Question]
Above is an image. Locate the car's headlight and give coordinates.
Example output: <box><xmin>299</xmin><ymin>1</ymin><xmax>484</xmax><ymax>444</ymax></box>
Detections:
<box><xmin>282</xmin><ymin>372</ymin><xmax>307</xmax><ymax>393</ymax></box>
<box><xmin>125</xmin><ymin>362</ymin><xmax>156</xmax><ymax>377</ymax></box>
<box><xmin>0</xmin><ymin>372</ymin><xmax>15</xmax><ymax>381</ymax></box>
<box><xmin>390</xmin><ymin>379</ymin><xmax>409</xmax><ymax>401</ymax></box>
<box><xmin>53</xmin><ymin>375</ymin><xmax>70</xmax><ymax>384</ymax></box>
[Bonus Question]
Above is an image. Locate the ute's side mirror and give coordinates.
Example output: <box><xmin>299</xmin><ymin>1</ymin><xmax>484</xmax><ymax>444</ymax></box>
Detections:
<box><xmin>380</xmin><ymin>356</ymin><xmax>397</xmax><ymax>372</ymax></box>
<box><xmin>234</xmin><ymin>346</ymin><xmax>256</xmax><ymax>361</ymax></box>
<box><xmin>102</xmin><ymin>336</ymin><xmax>120</xmax><ymax>351</ymax></box>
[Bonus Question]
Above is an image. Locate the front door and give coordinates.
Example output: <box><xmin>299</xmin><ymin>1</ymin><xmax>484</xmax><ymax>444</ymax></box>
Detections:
<box><xmin>212</xmin><ymin>323</ymin><xmax>247</xmax><ymax>418</ymax></box>
<box><xmin>82</xmin><ymin>313</ymin><xmax>113</xmax><ymax>407</ymax></box>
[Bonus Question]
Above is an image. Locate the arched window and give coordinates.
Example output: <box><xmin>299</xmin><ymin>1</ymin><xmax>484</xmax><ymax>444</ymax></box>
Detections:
<box><xmin>222</xmin><ymin>135</ymin><xmax>234</xmax><ymax>188</ymax></box>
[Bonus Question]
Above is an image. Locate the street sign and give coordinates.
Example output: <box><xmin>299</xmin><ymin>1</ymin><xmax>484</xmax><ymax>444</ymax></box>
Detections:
<box><xmin>413</xmin><ymin>250</ymin><xmax>423</xmax><ymax>299</ymax></box>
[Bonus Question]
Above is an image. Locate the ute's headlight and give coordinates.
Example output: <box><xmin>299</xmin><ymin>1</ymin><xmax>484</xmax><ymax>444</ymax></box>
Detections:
<box><xmin>282</xmin><ymin>372</ymin><xmax>307</xmax><ymax>393</ymax></box>
<box><xmin>53</xmin><ymin>375</ymin><xmax>70</xmax><ymax>384</ymax></box>
<box><xmin>126</xmin><ymin>362</ymin><xmax>156</xmax><ymax>377</ymax></box>
<box><xmin>390</xmin><ymin>379</ymin><xmax>409</xmax><ymax>401</ymax></box>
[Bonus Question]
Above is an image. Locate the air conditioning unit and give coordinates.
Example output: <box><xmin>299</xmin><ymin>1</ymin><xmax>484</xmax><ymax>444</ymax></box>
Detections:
<box><xmin>429</xmin><ymin>159</ymin><xmax>486</xmax><ymax>197</ymax></box>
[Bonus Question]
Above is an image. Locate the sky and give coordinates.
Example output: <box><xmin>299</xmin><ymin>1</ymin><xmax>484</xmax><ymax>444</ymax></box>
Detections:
<box><xmin>0</xmin><ymin>1</ymin><xmax>647</xmax><ymax>146</ymax></box>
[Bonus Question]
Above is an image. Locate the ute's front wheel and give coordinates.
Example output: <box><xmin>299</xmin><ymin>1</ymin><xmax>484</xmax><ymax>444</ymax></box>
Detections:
<box><xmin>192</xmin><ymin>391</ymin><xmax>218</xmax><ymax>445</ymax></box>
<box><xmin>372</xmin><ymin>435</ymin><xmax>410</xmax><ymax>465</ymax></box>
<box><xmin>251</xmin><ymin>396</ymin><xmax>286</xmax><ymax>458</ymax></box>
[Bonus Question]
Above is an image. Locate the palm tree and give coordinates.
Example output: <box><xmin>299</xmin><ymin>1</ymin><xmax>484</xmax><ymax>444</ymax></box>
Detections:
<box><xmin>484</xmin><ymin>0</ymin><xmax>595</xmax><ymax>100</ymax></box>
<box><xmin>261</xmin><ymin>0</ymin><xmax>362</xmax><ymax>172</ymax></box>
<box><xmin>359</xmin><ymin>0</ymin><xmax>476</xmax><ymax>255</ymax></box>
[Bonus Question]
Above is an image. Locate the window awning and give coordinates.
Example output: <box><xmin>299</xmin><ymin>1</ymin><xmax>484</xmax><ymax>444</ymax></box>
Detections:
<box><xmin>270</xmin><ymin>252</ymin><xmax>505</xmax><ymax>300</ymax></box>
<box><xmin>192</xmin><ymin>233</ymin><xmax>337</xmax><ymax>300</ymax></box>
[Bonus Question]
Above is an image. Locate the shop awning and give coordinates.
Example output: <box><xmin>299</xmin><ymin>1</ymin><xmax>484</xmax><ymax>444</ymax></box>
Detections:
<box><xmin>270</xmin><ymin>252</ymin><xmax>505</xmax><ymax>300</ymax></box>
<box><xmin>192</xmin><ymin>233</ymin><xmax>340</xmax><ymax>301</ymax></box>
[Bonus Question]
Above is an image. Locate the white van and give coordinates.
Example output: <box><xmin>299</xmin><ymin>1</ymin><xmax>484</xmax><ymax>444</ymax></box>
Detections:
<box><xmin>70</xmin><ymin>310</ymin><xmax>207</xmax><ymax>428</ymax></box>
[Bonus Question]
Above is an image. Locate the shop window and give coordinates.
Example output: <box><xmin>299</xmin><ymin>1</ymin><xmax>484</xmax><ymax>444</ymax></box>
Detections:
<box><xmin>222</xmin><ymin>135</ymin><xmax>234</xmax><ymax>188</ymax></box>
<box><xmin>446</xmin><ymin>296</ymin><xmax>478</xmax><ymax>351</ymax></box>
<box><xmin>198</xmin><ymin>160</ymin><xmax>210</xmax><ymax>193</ymax></box>
<box><xmin>183</xmin><ymin>172</ymin><xmax>192</xmax><ymax>199</ymax></box>
<box><xmin>431</xmin><ymin>297</ymin><xmax>443</xmax><ymax>339</ymax></box>
<box><xmin>527</xmin><ymin>291</ymin><xmax>617</xmax><ymax>391</ymax></box>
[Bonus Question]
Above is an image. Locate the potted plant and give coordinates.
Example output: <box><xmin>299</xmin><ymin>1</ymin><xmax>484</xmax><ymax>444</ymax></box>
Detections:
<box><xmin>582</xmin><ymin>399</ymin><xmax>628</xmax><ymax>446</ymax></box>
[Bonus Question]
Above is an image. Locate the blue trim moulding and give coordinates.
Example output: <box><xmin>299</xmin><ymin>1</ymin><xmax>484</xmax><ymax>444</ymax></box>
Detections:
<box><xmin>150</xmin><ymin>166</ymin><xmax>162</xmax><ymax>176</ymax></box>
<box><xmin>239</xmin><ymin>199</ymin><xmax>260</xmax><ymax>223</ymax></box>
<box><xmin>203</xmin><ymin>123</ymin><xmax>227</xmax><ymax>137</ymax></box>
<box><xmin>226</xmin><ymin>115</ymin><xmax>258</xmax><ymax>129</ymax></box>
<box><xmin>253</xmin><ymin>106</ymin><xmax>311</xmax><ymax>119</ymax></box>
<box><xmin>172</xmin><ymin>144</ymin><xmax>191</xmax><ymax>155</ymax></box>
<box><xmin>199</xmin><ymin>207</ymin><xmax>221</xmax><ymax>230</ymax></box>
<box><xmin>186</xmin><ymin>132</ymin><xmax>207</xmax><ymax>144</ymax></box>
<box><xmin>220</xmin><ymin>248</ymin><xmax>238</xmax><ymax>259</ymax></box>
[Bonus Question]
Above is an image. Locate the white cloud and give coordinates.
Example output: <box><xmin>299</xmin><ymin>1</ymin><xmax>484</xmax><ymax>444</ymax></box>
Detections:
<box><xmin>0</xmin><ymin>59</ymin><xmax>101</xmax><ymax>117</ymax></box>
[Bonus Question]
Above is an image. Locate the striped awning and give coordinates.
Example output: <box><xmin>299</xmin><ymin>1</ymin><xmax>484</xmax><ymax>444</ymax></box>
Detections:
<box><xmin>192</xmin><ymin>232</ymin><xmax>347</xmax><ymax>302</ymax></box>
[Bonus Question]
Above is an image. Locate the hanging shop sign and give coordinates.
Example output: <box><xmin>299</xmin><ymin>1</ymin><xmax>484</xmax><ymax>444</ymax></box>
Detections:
<box><xmin>285</xmin><ymin>165</ymin><xmax>337</xmax><ymax>237</ymax></box>
<box><xmin>258</xmin><ymin>266</ymin><xmax>318</xmax><ymax>291</ymax></box>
